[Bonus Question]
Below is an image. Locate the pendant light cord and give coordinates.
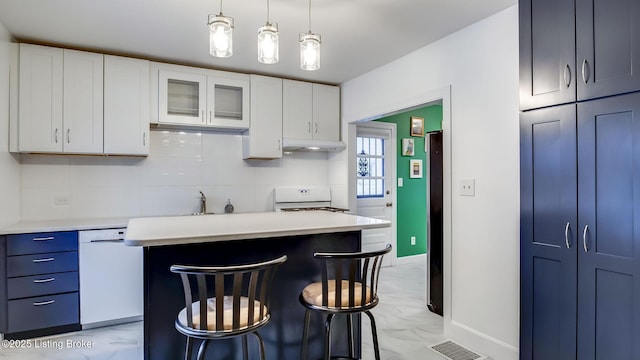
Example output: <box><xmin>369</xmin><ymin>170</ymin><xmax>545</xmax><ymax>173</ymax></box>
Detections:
<box><xmin>267</xmin><ymin>0</ymin><xmax>270</xmax><ymax>23</ymax></box>
<box><xmin>220</xmin><ymin>0</ymin><xmax>223</xmax><ymax>14</ymax></box>
<box><xmin>308</xmin><ymin>0</ymin><xmax>312</xmax><ymax>32</ymax></box>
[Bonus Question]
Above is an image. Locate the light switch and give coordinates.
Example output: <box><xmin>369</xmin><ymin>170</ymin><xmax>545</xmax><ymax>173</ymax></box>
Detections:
<box><xmin>398</xmin><ymin>178</ymin><xmax>404</xmax><ymax>187</ymax></box>
<box><xmin>460</xmin><ymin>179</ymin><xmax>475</xmax><ymax>196</ymax></box>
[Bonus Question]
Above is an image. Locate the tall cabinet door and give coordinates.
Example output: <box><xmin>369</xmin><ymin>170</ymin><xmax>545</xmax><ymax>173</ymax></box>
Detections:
<box><xmin>18</xmin><ymin>44</ymin><xmax>63</xmax><ymax>152</ymax></box>
<box><xmin>63</xmin><ymin>49</ymin><xmax>104</xmax><ymax>154</ymax></box>
<box><xmin>577</xmin><ymin>93</ymin><xmax>640</xmax><ymax>360</ymax></box>
<box><xmin>520</xmin><ymin>104</ymin><xmax>577</xmax><ymax>360</ymax></box>
<box><xmin>104</xmin><ymin>55</ymin><xmax>150</xmax><ymax>156</ymax></box>
<box><xmin>576</xmin><ymin>0</ymin><xmax>640</xmax><ymax>101</ymax></box>
<box><xmin>519</xmin><ymin>0</ymin><xmax>576</xmax><ymax>110</ymax></box>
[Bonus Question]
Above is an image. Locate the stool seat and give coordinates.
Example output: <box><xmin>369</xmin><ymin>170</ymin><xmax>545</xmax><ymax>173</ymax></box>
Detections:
<box><xmin>302</xmin><ymin>280</ymin><xmax>372</xmax><ymax>308</ymax></box>
<box><xmin>171</xmin><ymin>255</ymin><xmax>287</xmax><ymax>360</ymax></box>
<box><xmin>299</xmin><ymin>244</ymin><xmax>392</xmax><ymax>360</ymax></box>
<box><xmin>177</xmin><ymin>296</ymin><xmax>268</xmax><ymax>332</ymax></box>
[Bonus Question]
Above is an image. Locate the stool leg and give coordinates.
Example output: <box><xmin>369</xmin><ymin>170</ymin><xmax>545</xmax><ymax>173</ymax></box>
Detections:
<box><xmin>185</xmin><ymin>337</ymin><xmax>193</xmax><ymax>360</ymax></box>
<box><xmin>242</xmin><ymin>335</ymin><xmax>249</xmax><ymax>360</ymax></box>
<box><xmin>253</xmin><ymin>331</ymin><xmax>266</xmax><ymax>360</ymax></box>
<box><xmin>365</xmin><ymin>311</ymin><xmax>381</xmax><ymax>360</ymax></box>
<box><xmin>196</xmin><ymin>339</ymin><xmax>208</xmax><ymax>360</ymax></box>
<box><xmin>347</xmin><ymin>314</ymin><xmax>354</xmax><ymax>358</ymax></box>
<box><xmin>324</xmin><ymin>314</ymin><xmax>335</xmax><ymax>360</ymax></box>
<box><xmin>300</xmin><ymin>309</ymin><xmax>312</xmax><ymax>360</ymax></box>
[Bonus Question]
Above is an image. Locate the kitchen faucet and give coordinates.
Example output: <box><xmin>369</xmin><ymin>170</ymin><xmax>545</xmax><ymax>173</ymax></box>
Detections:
<box><xmin>199</xmin><ymin>191</ymin><xmax>207</xmax><ymax>214</ymax></box>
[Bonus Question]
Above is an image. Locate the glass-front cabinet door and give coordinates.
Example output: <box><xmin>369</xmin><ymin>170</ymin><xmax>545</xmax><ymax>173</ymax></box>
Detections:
<box><xmin>206</xmin><ymin>75</ymin><xmax>250</xmax><ymax>129</ymax></box>
<box><xmin>158</xmin><ymin>70</ymin><xmax>207</xmax><ymax>125</ymax></box>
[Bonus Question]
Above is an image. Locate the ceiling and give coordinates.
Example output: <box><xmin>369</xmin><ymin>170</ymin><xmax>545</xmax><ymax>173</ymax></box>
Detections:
<box><xmin>0</xmin><ymin>0</ymin><xmax>516</xmax><ymax>84</ymax></box>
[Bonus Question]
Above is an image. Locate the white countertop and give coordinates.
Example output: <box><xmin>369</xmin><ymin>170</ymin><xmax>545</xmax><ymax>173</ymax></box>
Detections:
<box><xmin>0</xmin><ymin>217</ymin><xmax>131</xmax><ymax>235</ymax></box>
<box><xmin>125</xmin><ymin>211</ymin><xmax>390</xmax><ymax>247</ymax></box>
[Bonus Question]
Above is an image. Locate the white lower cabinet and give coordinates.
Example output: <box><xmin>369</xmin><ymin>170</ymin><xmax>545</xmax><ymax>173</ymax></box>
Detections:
<box><xmin>103</xmin><ymin>55</ymin><xmax>150</xmax><ymax>156</ymax></box>
<box><xmin>243</xmin><ymin>75</ymin><xmax>283</xmax><ymax>159</ymax></box>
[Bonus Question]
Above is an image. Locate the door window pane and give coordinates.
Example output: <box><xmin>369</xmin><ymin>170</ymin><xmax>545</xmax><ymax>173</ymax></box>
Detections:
<box><xmin>356</xmin><ymin>136</ymin><xmax>384</xmax><ymax>198</ymax></box>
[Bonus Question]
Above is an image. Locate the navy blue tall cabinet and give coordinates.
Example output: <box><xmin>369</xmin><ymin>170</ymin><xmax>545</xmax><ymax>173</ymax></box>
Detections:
<box><xmin>520</xmin><ymin>0</ymin><xmax>640</xmax><ymax>359</ymax></box>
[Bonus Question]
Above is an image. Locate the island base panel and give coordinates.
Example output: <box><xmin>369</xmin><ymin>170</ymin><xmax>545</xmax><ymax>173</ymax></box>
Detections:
<box><xmin>143</xmin><ymin>231</ymin><xmax>362</xmax><ymax>360</ymax></box>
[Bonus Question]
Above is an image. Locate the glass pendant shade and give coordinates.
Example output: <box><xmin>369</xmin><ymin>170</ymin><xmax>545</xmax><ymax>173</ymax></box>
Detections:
<box><xmin>208</xmin><ymin>14</ymin><xmax>234</xmax><ymax>58</ymax></box>
<box><xmin>257</xmin><ymin>23</ymin><xmax>279</xmax><ymax>64</ymax></box>
<box><xmin>299</xmin><ymin>32</ymin><xmax>321</xmax><ymax>71</ymax></box>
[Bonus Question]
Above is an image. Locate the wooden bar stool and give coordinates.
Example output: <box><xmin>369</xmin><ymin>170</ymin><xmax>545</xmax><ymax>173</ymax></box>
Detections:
<box><xmin>170</xmin><ymin>255</ymin><xmax>287</xmax><ymax>360</ymax></box>
<box><xmin>299</xmin><ymin>244</ymin><xmax>392</xmax><ymax>360</ymax></box>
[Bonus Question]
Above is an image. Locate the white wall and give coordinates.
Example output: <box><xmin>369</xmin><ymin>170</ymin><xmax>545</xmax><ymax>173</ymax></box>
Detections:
<box><xmin>19</xmin><ymin>130</ymin><xmax>330</xmax><ymax>220</ymax></box>
<box><xmin>0</xmin><ymin>21</ymin><xmax>20</xmax><ymax>228</ymax></box>
<box><xmin>337</xmin><ymin>5</ymin><xmax>520</xmax><ymax>359</ymax></box>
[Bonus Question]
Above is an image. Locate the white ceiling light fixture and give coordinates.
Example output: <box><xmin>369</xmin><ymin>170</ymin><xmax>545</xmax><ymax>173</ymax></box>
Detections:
<box><xmin>257</xmin><ymin>0</ymin><xmax>279</xmax><ymax>64</ymax></box>
<box><xmin>208</xmin><ymin>0</ymin><xmax>234</xmax><ymax>58</ymax></box>
<box><xmin>299</xmin><ymin>0</ymin><xmax>321</xmax><ymax>71</ymax></box>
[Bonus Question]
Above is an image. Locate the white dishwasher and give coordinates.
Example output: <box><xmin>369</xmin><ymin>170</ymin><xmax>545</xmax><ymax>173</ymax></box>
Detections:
<box><xmin>79</xmin><ymin>228</ymin><xmax>143</xmax><ymax>329</ymax></box>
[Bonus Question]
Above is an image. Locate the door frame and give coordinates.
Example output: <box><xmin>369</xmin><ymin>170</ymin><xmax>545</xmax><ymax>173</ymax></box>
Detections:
<box><xmin>354</xmin><ymin>121</ymin><xmax>397</xmax><ymax>266</ymax></box>
<box><xmin>346</xmin><ymin>85</ymin><xmax>452</xmax><ymax>328</ymax></box>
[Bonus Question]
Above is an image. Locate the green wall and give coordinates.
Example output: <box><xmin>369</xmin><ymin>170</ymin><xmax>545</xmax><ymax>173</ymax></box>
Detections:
<box><xmin>377</xmin><ymin>105</ymin><xmax>442</xmax><ymax>257</ymax></box>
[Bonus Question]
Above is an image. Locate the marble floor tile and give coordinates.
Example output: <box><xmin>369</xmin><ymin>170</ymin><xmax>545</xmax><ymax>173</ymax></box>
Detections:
<box><xmin>0</xmin><ymin>261</ymin><xmax>447</xmax><ymax>359</ymax></box>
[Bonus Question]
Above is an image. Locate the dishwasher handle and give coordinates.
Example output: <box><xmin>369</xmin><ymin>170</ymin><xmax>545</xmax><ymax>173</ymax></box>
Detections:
<box><xmin>90</xmin><ymin>239</ymin><xmax>125</xmax><ymax>243</ymax></box>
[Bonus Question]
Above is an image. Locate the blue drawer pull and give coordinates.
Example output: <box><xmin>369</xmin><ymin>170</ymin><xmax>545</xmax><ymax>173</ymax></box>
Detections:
<box><xmin>33</xmin><ymin>277</ymin><xmax>56</xmax><ymax>283</ymax></box>
<box><xmin>32</xmin><ymin>257</ymin><xmax>55</xmax><ymax>263</ymax></box>
<box><xmin>33</xmin><ymin>300</ymin><xmax>55</xmax><ymax>306</ymax></box>
<box><xmin>32</xmin><ymin>237</ymin><xmax>55</xmax><ymax>241</ymax></box>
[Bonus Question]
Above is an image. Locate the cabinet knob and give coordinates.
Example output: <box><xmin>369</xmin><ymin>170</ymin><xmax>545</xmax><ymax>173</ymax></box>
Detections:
<box><xmin>563</xmin><ymin>64</ymin><xmax>571</xmax><ymax>88</ymax></box>
<box><xmin>581</xmin><ymin>59</ymin><xmax>590</xmax><ymax>84</ymax></box>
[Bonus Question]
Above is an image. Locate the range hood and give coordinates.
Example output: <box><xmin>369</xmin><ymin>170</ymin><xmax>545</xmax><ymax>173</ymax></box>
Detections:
<box><xmin>282</xmin><ymin>138</ymin><xmax>346</xmax><ymax>152</ymax></box>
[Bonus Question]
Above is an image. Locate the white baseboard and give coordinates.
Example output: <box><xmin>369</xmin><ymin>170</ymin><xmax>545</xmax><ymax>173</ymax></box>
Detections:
<box><xmin>395</xmin><ymin>253</ymin><xmax>426</xmax><ymax>265</ymax></box>
<box><xmin>449</xmin><ymin>320</ymin><xmax>519</xmax><ymax>360</ymax></box>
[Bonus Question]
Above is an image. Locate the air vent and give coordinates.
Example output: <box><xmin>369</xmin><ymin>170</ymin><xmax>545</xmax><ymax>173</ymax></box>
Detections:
<box><xmin>430</xmin><ymin>340</ymin><xmax>486</xmax><ymax>360</ymax></box>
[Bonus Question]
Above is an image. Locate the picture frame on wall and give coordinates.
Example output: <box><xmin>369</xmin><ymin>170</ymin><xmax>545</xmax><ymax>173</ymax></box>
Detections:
<box><xmin>410</xmin><ymin>159</ymin><xmax>423</xmax><ymax>178</ymax></box>
<box><xmin>402</xmin><ymin>138</ymin><xmax>415</xmax><ymax>156</ymax></box>
<box><xmin>410</xmin><ymin>116</ymin><xmax>424</xmax><ymax>137</ymax></box>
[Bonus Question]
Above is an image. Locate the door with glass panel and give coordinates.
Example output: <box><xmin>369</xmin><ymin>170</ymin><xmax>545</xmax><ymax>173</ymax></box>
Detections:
<box><xmin>356</xmin><ymin>122</ymin><xmax>396</xmax><ymax>266</ymax></box>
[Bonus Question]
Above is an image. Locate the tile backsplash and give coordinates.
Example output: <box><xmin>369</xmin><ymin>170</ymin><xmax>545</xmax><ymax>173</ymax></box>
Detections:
<box><xmin>20</xmin><ymin>130</ymin><xmax>330</xmax><ymax>221</ymax></box>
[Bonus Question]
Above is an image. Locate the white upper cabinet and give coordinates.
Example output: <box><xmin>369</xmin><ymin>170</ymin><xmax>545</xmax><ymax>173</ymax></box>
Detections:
<box><xmin>282</xmin><ymin>80</ymin><xmax>340</xmax><ymax>142</ymax></box>
<box><xmin>103</xmin><ymin>55</ymin><xmax>150</xmax><ymax>156</ymax></box>
<box><xmin>18</xmin><ymin>44</ymin><xmax>64</xmax><ymax>152</ymax></box>
<box><xmin>312</xmin><ymin>83</ymin><xmax>340</xmax><ymax>141</ymax></box>
<box><xmin>63</xmin><ymin>49</ymin><xmax>104</xmax><ymax>154</ymax></box>
<box><xmin>283</xmin><ymin>80</ymin><xmax>313</xmax><ymax>139</ymax></box>
<box><xmin>154</xmin><ymin>63</ymin><xmax>250</xmax><ymax>130</ymax></box>
<box><xmin>18</xmin><ymin>44</ymin><xmax>104</xmax><ymax>154</ymax></box>
<box><xmin>243</xmin><ymin>75</ymin><xmax>282</xmax><ymax>159</ymax></box>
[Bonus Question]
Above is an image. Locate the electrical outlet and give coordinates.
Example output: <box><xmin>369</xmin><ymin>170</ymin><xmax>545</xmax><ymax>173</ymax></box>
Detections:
<box><xmin>411</xmin><ymin>236</ymin><xmax>416</xmax><ymax>245</ymax></box>
<box><xmin>460</xmin><ymin>179</ymin><xmax>475</xmax><ymax>196</ymax></box>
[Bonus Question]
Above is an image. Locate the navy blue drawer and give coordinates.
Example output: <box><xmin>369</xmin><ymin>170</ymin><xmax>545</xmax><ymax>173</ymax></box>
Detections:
<box><xmin>7</xmin><ymin>231</ymin><xmax>78</xmax><ymax>256</ymax></box>
<box><xmin>8</xmin><ymin>292</ymin><xmax>79</xmax><ymax>333</ymax></box>
<box><xmin>7</xmin><ymin>251</ymin><xmax>78</xmax><ymax>277</ymax></box>
<box><xmin>7</xmin><ymin>271</ymin><xmax>79</xmax><ymax>300</ymax></box>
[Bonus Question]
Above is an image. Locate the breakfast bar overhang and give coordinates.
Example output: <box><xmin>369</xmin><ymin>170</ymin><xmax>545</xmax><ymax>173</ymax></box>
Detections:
<box><xmin>125</xmin><ymin>211</ymin><xmax>390</xmax><ymax>360</ymax></box>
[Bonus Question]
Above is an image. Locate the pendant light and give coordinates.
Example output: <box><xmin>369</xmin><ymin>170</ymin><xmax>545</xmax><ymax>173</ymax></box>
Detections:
<box><xmin>208</xmin><ymin>0</ymin><xmax>234</xmax><ymax>58</ymax></box>
<box><xmin>299</xmin><ymin>0</ymin><xmax>321</xmax><ymax>71</ymax></box>
<box><xmin>257</xmin><ymin>0</ymin><xmax>279</xmax><ymax>64</ymax></box>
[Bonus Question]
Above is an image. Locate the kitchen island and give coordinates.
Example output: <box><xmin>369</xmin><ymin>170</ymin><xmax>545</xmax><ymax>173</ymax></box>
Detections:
<box><xmin>125</xmin><ymin>211</ymin><xmax>390</xmax><ymax>360</ymax></box>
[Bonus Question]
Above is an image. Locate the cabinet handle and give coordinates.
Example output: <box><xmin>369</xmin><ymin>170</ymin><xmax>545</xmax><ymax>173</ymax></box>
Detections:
<box><xmin>67</xmin><ymin>129</ymin><xmax>70</xmax><ymax>144</ymax></box>
<box><xmin>581</xmin><ymin>59</ymin><xmax>590</xmax><ymax>83</ymax></box>
<box><xmin>308</xmin><ymin>122</ymin><xmax>311</xmax><ymax>133</ymax></box>
<box><xmin>314</xmin><ymin>123</ymin><xmax>318</xmax><ymax>134</ymax></box>
<box><xmin>582</xmin><ymin>225</ymin><xmax>589</xmax><ymax>252</ymax></box>
<box><xmin>33</xmin><ymin>300</ymin><xmax>55</xmax><ymax>306</ymax></box>
<box><xmin>564</xmin><ymin>222</ymin><xmax>571</xmax><ymax>249</ymax></box>
<box><xmin>33</xmin><ymin>277</ymin><xmax>55</xmax><ymax>283</ymax></box>
<box><xmin>32</xmin><ymin>236</ymin><xmax>54</xmax><ymax>241</ymax></box>
<box><xmin>201</xmin><ymin>110</ymin><xmax>205</xmax><ymax>123</ymax></box>
<box><xmin>143</xmin><ymin>132</ymin><xmax>146</xmax><ymax>146</ymax></box>
<box><xmin>54</xmin><ymin>128</ymin><xmax>59</xmax><ymax>144</ymax></box>
<box><xmin>209</xmin><ymin>111</ymin><xmax>212</xmax><ymax>123</ymax></box>
<box><xmin>563</xmin><ymin>64</ymin><xmax>571</xmax><ymax>88</ymax></box>
<box><xmin>277</xmin><ymin>139</ymin><xmax>281</xmax><ymax>150</ymax></box>
<box><xmin>32</xmin><ymin>257</ymin><xmax>55</xmax><ymax>263</ymax></box>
